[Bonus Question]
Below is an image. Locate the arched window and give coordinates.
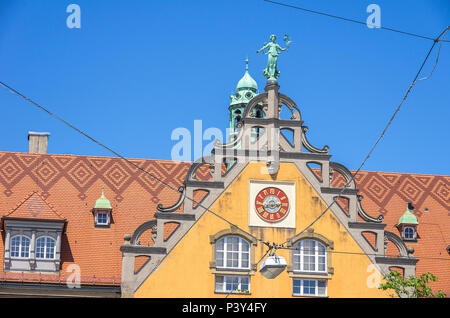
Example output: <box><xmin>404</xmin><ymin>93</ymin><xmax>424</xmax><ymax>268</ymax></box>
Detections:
<box><xmin>36</xmin><ymin>236</ymin><xmax>56</xmax><ymax>259</ymax></box>
<box><xmin>293</xmin><ymin>239</ymin><xmax>326</xmax><ymax>273</ymax></box>
<box><xmin>234</xmin><ymin>116</ymin><xmax>242</xmax><ymax>129</ymax></box>
<box><xmin>403</xmin><ymin>227</ymin><xmax>415</xmax><ymax>240</ymax></box>
<box><xmin>10</xmin><ymin>235</ymin><xmax>30</xmax><ymax>258</ymax></box>
<box><xmin>215</xmin><ymin>235</ymin><xmax>250</xmax><ymax>269</ymax></box>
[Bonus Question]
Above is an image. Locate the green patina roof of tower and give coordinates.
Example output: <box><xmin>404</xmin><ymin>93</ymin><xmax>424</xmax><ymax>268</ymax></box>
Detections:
<box><xmin>94</xmin><ymin>187</ymin><xmax>112</xmax><ymax>209</ymax></box>
<box><xmin>236</xmin><ymin>58</ymin><xmax>258</xmax><ymax>92</ymax></box>
<box><xmin>230</xmin><ymin>59</ymin><xmax>258</xmax><ymax>106</ymax></box>
<box><xmin>397</xmin><ymin>206</ymin><xmax>419</xmax><ymax>225</ymax></box>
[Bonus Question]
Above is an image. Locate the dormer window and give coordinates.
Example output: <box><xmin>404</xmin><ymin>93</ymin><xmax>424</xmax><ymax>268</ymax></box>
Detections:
<box><xmin>396</xmin><ymin>202</ymin><xmax>419</xmax><ymax>242</ymax></box>
<box><xmin>2</xmin><ymin>191</ymin><xmax>65</xmax><ymax>273</ymax></box>
<box><xmin>403</xmin><ymin>226</ymin><xmax>415</xmax><ymax>240</ymax></box>
<box><xmin>10</xmin><ymin>235</ymin><xmax>31</xmax><ymax>258</ymax></box>
<box><xmin>36</xmin><ymin>236</ymin><xmax>56</xmax><ymax>259</ymax></box>
<box><xmin>92</xmin><ymin>187</ymin><xmax>112</xmax><ymax>227</ymax></box>
<box><xmin>95</xmin><ymin>212</ymin><xmax>110</xmax><ymax>226</ymax></box>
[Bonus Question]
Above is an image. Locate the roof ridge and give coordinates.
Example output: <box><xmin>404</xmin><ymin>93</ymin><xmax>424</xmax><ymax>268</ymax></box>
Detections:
<box><xmin>4</xmin><ymin>190</ymin><xmax>38</xmax><ymax>217</ymax></box>
<box><xmin>0</xmin><ymin>151</ymin><xmax>194</xmax><ymax>164</ymax></box>
<box><xmin>348</xmin><ymin>169</ymin><xmax>449</xmax><ymax>177</ymax></box>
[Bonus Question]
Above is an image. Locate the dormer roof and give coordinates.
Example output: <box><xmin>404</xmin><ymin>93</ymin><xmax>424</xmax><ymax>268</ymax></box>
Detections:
<box><xmin>94</xmin><ymin>187</ymin><xmax>112</xmax><ymax>209</ymax></box>
<box><xmin>397</xmin><ymin>203</ymin><xmax>419</xmax><ymax>226</ymax></box>
<box><xmin>3</xmin><ymin>191</ymin><xmax>65</xmax><ymax>222</ymax></box>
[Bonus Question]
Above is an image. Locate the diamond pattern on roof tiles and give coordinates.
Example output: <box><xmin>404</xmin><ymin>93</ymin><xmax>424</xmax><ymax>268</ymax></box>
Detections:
<box><xmin>432</xmin><ymin>179</ymin><xmax>450</xmax><ymax>207</ymax></box>
<box><xmin>0</xmin><ymin>156</ymin><xmax>23</xmax><ymax>185</ymax></box>
<box><xmin>0</xmin><ymin>153</ymin><xmax>196</xmax><ymax>201</ymax></box>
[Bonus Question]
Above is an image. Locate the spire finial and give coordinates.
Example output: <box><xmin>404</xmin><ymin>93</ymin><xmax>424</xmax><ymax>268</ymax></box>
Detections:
<box><xmin>245</xmin><ymin>56</ymin><xmax>249</xmax><ymax>71</ymax></box>
<box><xmin>94</xmin><ymin>185</ymin><xmax>112</xmax><ymax>209</ymax></box>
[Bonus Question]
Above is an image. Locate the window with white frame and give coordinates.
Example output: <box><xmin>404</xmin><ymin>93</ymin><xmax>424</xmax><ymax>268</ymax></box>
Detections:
<box><xmin>10</xmin><ymin>235</ymin><xmax>30</xmax><ymax>258</ymax></box>
<box><xmin>95</xmin><ymin>212</ymin><xmax>110</xmax><ymax>226</ymax></box>
<box><xmin>3</xmin><ymin>219</ymin><xmax>64</xmax><ymax>273</ymax></box>
<box><xmin>215</xmin><ymin>275</ymin><xmax>250</xmax><ymax>294</ymax></box>
<box><xmin>293</xmin><ymin>239</ymin><xmax>326</xmax><ymax>273</ymax></box>
<box><xmin>403</xmin><ymin>227</ymin><xmax>415</xmax><ymax>240</ymax></box>
<box><xmin>215</xmin><ymin>235</ymin><xmax>250</xmax><ymax>269</ymax></box>
<box><xmin>293</xmin><ymin>279</ymin><xmax>327</xmax><ymax>297</ymax></box>
<box><xmin>35</xmin><ymin>236</ymin><xmax>56</xmax><ymax>259</ymax></box>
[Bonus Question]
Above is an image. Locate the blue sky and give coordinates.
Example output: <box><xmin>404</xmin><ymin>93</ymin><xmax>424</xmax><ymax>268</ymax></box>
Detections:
<box><xmin>0</xmin><ymin>0</ymin><xmax>449</xmax><ymax>175</ymax></box>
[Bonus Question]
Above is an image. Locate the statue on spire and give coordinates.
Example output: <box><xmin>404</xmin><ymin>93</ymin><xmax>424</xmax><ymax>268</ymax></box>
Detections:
<box><xmin>256</xmin><ymin>34</ymin><xmax>291</xmax><ymax>80</ymax></box>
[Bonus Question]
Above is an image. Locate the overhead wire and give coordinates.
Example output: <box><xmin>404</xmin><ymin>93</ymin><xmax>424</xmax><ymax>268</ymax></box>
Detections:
<box><xmin>278</xmin><ymin>25</ymin><xmax>450</xmax><ymax>247</ymax></box>
<box><xmin>279</xmin><ymin>246</ymin><xmax>450</xmax><ymax>262</ymax></box>
<box><xmin>0</xmin><ymin>80</ymin><xmax>267</xmax><ymax>246</ymax></box>
<box><xmin>263</xmin><ymin>0</ymin><xmax>450</xmax><ymax>43</ymax></box>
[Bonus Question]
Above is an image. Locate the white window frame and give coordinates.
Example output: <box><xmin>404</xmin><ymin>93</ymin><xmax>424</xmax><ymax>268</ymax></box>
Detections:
<box><xmin>3</xmin><ymin>220</ymin><xmax>64</xmax><ymax>273</ymax></box>
<box><xmin>10</xmin><ymin>235</ymin><xmax>31</xmax><ymax>259</ymax></box>
<box><xmin>403</xmin><ymin>226</ymin><xmax>415</xmax><ymax>240</ymax></box>
<box><xmin>293</xmin><ymin>239</ymin><xmax>327</xmax><ymax>273</ymax></box>
<box><xmin>215</xmin><ymin>274</ymin><xmax>250</xmax><ymax>294</ymax></box>
<box><xmin>35</xmin><ymin>236</ymin><xmax>56</xmax><ymax>259</ymax></box>
<box><xmin>215</xmin><ymin>235</ymin><xmax>250</xmax><ymax>270</ymax></box>
<box><xmin>95</xmin><ymin>212</ymin><xmax>110</xmax><ymax>226</ymax></box>
<box><xmin>292</xmin><ymin>278</ymin><xmax>327</xmax><ymax>297</ymax></box>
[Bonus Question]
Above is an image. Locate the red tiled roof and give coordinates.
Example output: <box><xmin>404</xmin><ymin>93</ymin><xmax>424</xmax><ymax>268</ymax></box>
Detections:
<box><xmin>0</xmin><ymin>151</ymin><xmax>448</xmax><ymax>294</ymax></box>
<box><xmin>0</xmin><ymin>151</ymin><xmax>193</xmax><ymax>286</ymax></box>
<box><xmin>3</xmin><ymin>191</ymin><xmax>65</xmax><ymax>221</ymax></box>
<box><xmin>331</xmin><ymin>169</ymin><xmax>450</xmax><ymax>294</ymax></box>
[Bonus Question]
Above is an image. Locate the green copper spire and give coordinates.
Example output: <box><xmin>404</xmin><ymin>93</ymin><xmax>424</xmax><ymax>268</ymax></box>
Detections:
<box><xmin>236</xmin><ymin>58</ymin><xmax>258</xmax><ymax>92</ymax></box>
<box><xmin>230</xmin><ymin>58</ymin><xmax>258</xmax><ymax>107</ymax></box>
<box><xmin>256</xmin><ymin>34</ymin><xmax>291</xmax><ymax>80</ymax></box>
<box><xmin>94</xmin><ymin>187</ymin><xmax>112</xmax><ymax>209</ymax></box>
<box><xmin>227</xmin><ymin>58</ymin><xmax>264</xmax><ymax>146</ymax></box>
<box><xmin>228</xmin><ymin>58</ymin><xmax>260</xmax><ymax>143</ymax></box>
<box><xmin>397</xmin><ymin>204</ymin><xmax>419</xmax><ymax>226</ymax></box>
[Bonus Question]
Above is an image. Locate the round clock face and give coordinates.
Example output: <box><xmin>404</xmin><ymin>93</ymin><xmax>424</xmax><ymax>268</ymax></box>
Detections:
<box><xmin>254</xmin><ymin>187</ymin><xmax>290</xmax><ymax>223</ymax></box>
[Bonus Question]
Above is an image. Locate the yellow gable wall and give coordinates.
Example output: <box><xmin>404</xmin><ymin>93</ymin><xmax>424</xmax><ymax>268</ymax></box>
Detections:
<box><xmin>134</xmin><ymin>162</ymin><xmax>392</xmax><ymax>298</ymax></box>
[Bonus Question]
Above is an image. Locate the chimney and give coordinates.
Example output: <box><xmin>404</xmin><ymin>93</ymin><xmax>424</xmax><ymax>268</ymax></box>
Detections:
<box><xmin>28</xmin><ymin>131</ymin><xmax>50</xmax><ymax>154</ymax></box>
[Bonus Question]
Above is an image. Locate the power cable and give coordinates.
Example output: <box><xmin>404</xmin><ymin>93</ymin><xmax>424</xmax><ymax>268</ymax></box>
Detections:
<box><xmin>263</xmin><ymin>0</ymin><xmax>450</xmax><ymax>42</ymax></box>
<box><xmin>279</xmin><ymin>246</ymin><xmax>450</xmax><ymax>262</ymax></box>
<box><xmin>278</xmin><ymin>25</ymin><xmax>450</xmax><ymax>247</ymax></box>
<box><xmin>0</xmin><ymin>81</ymin><xmax>267</xmax><ymax>246</ymax></box>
